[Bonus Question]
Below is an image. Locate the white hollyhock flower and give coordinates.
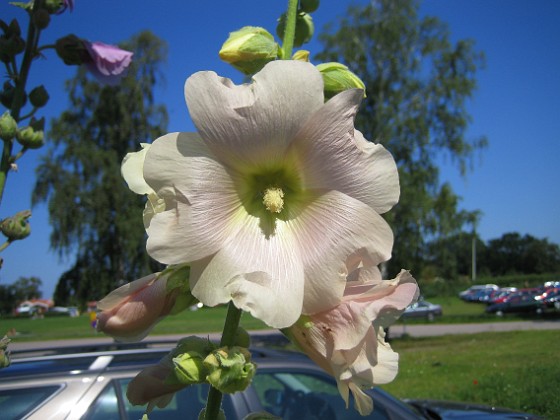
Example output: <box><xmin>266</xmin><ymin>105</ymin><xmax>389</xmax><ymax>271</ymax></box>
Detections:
<box><xmin>138</xmin><ymin>60</ymin><xmax>399</xmax><ymax>328</ymax></box>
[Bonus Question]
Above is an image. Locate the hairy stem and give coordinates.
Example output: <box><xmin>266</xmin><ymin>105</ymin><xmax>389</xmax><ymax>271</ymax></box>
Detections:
<box><xmin>203</xmin><ymin>302</ymin><xmax>242</xmax><ymax>420</ymax></box>
<box><xmin>281</xmin><ymin>0</ymin><xmax>299</xmax><ymax>59</ymax></box>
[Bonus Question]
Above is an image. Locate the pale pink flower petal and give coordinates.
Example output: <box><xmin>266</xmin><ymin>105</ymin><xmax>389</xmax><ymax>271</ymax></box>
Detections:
<box><xmin>127</xmin><ymin>360</ymin><xmax>183</xmax><ymax>410</ymax></box>
<box><xmin>291</xmin><ymin>89</ymin><xmax>399</xmax><ymax>214</ymax></box>
<box><xmin>96</xmin><ymin>273</ymin><xmax>178</xmax><ymax>342</ymax></box>
<box><xmin>144</xmin><ymin>132</ymin><xmax>243</xmax><ymax>265</ymax></box>
<box><xmin>84</xmin><ymin>41</ymin><xmax>133</xmax><ymax>86</ymax></box>
<box><xmin>189</xmin><ymin>214</ymin><xmax>304</xmax><ymax>328</ymax></box>
<box><xmin>288</xmin><ymin>190</ymin><xmax>394</xmax><ymax>314</ymax></box>
<box><xmin>184</xmin><ymin>60</ymin><xmax>324</xmax><ymax>170</ymax></box>
<box><xmin>286</xmin><ymin>270</ymin><xmax>419</xmax><ymax>416</ymax></box>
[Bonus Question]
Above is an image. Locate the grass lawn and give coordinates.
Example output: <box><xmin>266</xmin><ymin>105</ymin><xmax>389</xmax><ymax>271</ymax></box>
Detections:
<box><xmin>383</xmin><ymin>330</ymin><xmax>560</xmax><ymax>418</ymax></box>
<box><xmin>0</xmin><ymin>306</ymin><xmax>269</xmax><ymax>342</ymax></box>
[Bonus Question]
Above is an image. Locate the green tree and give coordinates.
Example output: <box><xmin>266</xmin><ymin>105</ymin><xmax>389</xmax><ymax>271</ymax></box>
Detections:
<box><xmin>32</xmin><ymin>31</ymin><xmax>168</xmax><ymax>306</ymax></box>
<box><xmin>316</xmin><ymin>0</ymin><xmax>486</xmax><ymax>276</ymax></box>
<box><xmin>11</xmin><ymin>275</ymin><xmax>42</xmax><ymax>301</ymax></box>
<box><xmin>482</xmin><ymin>233</ymin><xmax>560</xmax><ymax>276</ymax></box>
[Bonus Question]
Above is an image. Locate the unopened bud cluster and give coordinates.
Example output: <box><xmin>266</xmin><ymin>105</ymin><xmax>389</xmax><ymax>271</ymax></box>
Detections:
<box><xmin>0</xmin><ymin>209</ymin><xmax>31</xmax><ymax>241</ymax></box>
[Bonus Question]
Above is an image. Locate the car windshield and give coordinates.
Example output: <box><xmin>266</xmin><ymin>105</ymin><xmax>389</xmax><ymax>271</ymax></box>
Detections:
<box><xmin>0</xmin><ymin>385</ymin><xmax>62</xmax><ymax>420</ymax></box>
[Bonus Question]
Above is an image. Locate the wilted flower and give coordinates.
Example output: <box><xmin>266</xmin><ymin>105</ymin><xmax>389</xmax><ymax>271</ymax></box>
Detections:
<box><xmin>83</xmin><ymin>41</ymin><xmax>133</xmax><ymax>86</ymax></box>
<box><xmin>55</xmin><ymin>36</ymin><xmax>133</xmax><ymax>85</ymax></box>
<box><xmin>284</xmin><ymin>267</ymin><xmax>419</xmax><ymax>415</ymax></box>
<box><xmin>96</xmin><ymin>271</ymin><xmax>195</xmax><ymax>342</ymax></box>
<box><xmin>137</xmin><ymin>60</ymin><xmax>399</xmax><ymax>329</ymax></box>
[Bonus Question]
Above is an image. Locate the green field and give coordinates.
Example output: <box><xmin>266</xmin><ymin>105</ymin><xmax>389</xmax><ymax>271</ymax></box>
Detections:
<box><xmin>384</xmin><ymin>330</ymin><xmax>560</xmax><ymax>418</ymax></box>
<box><xmin>1</xmin><ymin>299</ymin><xmax>558</xmax><ymax>417</ymax></box>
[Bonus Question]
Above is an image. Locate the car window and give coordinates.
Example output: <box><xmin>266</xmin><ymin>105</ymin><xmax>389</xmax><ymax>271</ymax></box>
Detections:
<box><xmin>0</xmin><ymin>385</ymin><xmax>61</xmax><ymax>420</ymax></box>
<box><xmin>252</xmin><ymin>371</ymin><xmax>390</xmax><ymax>420</ymax></box>
<box><xmin>84</xmin><ymin>379</ymin><xmax>237</xmax><ymax>420</ymax></box>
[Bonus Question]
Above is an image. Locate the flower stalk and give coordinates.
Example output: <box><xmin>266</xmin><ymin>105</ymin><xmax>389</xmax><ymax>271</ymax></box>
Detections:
<box><xmin>281</xmin><ymin>0</ymin><xmax>299</xmax><ymax>59</ymax></box>
<box><xmin>204</xmin><ymin>302</ymin><xmax>242</xmax><ymax>420</ymax></box>
<box><xmin>0</xmin><ymin>6</ymin><xmax>43</xmax><ymax>204</ymax></box>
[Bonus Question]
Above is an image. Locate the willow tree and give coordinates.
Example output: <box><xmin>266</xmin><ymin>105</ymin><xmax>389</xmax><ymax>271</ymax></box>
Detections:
<box><xmin>317</xmin><ymin>0</ymin><xmax>487</xmax><ymax>277</ymax></box>
<box><xmin>33</xmin><ymin>31</ymin><xmax>168</xmax><ymax>306</ymax></box>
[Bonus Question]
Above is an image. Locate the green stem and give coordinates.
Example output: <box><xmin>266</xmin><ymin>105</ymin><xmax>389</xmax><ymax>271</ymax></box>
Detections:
<box><xmin>0</xmin><ymin>240</ymin><xmax>12</xmax><ymax>253</ymax></box>
<box><xmin>281</xmin><ymin>0</ymin><xmax>299</xmax><ymax>59</ymax></box>
<box><xmin>37</xmin><ymin>43</ymin><xmax>56</xmax><ymax>52</ymax></box>
<box><xmin>204</xmin><ymin>302</ymin><xmax>242</xmax><ymax>420</ymax></box>
<box><xmin>0</xmin><ymin>8</ymin><xmax>42</xmax><ymax>204</ymax></box>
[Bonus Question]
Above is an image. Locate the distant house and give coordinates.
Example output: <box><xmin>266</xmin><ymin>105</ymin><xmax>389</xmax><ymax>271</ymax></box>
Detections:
<box><xmin>14</xmin><ymin>299</ymin><xmax>54</xmax><ymax>316</ymax></box>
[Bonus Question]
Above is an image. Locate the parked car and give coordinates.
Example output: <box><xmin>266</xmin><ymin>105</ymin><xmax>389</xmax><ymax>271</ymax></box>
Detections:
<box><xmin>486</xmin><ymin>293</ymin><xmax>545</xmax><ymax>316</ymax></box>
<box><xmin>402</xmin><ymin>301</ymin><xmax>442</xmax><ymax>321</ymax></box>
<box><xmin>0</xmin><ymin>340</ymin><xmax>541</xmax><ymax>419</ymax></box>
<box><xmin>459</xmin><ymin>284</ymin><xmax>499</xmax><ymax>302</ymax></box>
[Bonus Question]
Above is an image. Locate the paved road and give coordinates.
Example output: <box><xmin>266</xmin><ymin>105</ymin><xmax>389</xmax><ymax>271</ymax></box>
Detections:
<box><xmin>388</xmin><ymin>319</ymin><xmax>560</xmax><ymax>339</ymax></box>
<box><xmin>9</xmin><ymin>320</ymin><xmax>560</xmax><ymax>353</ymax></box>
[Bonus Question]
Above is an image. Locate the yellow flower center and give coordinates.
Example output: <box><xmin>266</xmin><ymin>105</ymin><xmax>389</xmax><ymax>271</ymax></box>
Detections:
<box><xmin>262</xmin><ymin>187</ymin><xmax>285</xmax><ymax>213</ymax></box>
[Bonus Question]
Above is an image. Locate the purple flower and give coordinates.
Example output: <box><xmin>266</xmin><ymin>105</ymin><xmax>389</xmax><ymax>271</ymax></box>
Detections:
<box><xmin>56</xmin><ymin>0</ymin><xmax>74</xmax><ymax>14</ymax></box>
<box><xmin>83</xmin><ymin>41</ymin><xmax>133</xmax><ymax>86</ymax></box>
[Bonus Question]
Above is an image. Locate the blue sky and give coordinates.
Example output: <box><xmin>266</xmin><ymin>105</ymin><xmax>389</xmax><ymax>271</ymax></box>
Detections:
<box><xmin>1</xmin><ymin>0</ymin><xmax>559</xmax><ymax>299</ymax></box>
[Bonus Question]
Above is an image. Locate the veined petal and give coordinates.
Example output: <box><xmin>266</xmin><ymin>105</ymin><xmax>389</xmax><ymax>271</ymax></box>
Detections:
<box><xmin>143</xmin><ymin>132</ymin><xmax>243</xmax><ymax>264</ymax></box>
<box><xmin>189</xmin><ymin>215</ymin><xmax>304</xmax><ymax>329</ymax></box>
<box><xmin>323</xmin><ymin>270</ymin><xmax>419</xmax><ymax>351</ymax></box>
<box><xmin>184</xmin><ymin>61</ymin><xmax>324</xmax><ymax>170</ymax></box>
<box><xmin>291</xmin><ymin>89</ymin><xmax>399</xmax><ymax>214</ymax></box>
<box><xmin>288</xmin><ymin>190</ymin><xmax>394</xmax><ymax>315</ymax></box>
<box><xmin>97</xmin><ymin>273</ymin><xmax>157</xmax><ymax>311</ymax></box>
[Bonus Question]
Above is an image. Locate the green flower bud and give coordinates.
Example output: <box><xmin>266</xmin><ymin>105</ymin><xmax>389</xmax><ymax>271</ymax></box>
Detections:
<box><xmin>32</xmin><ymin>9</ymin><xmax>51</xmax><ymax>30</ymax></box>
<box><xmin>55</xmin><ymin>34</ymin><xmax>88</xmax><ymax>66</ymax></box>
<box><xmin>316</xmin><ymin>62</ymin><xmax>366</xmax><ymax>99</ymax></box>
<box><xmin>16</xmin><ymin>125</ymin><xmax>44</xmax><ymax>149</ymax></box>
<box><xmin>198</xmin><ymin>408</ymin><xmax>226</xmax><ymax>420</ymax></box>
<box><xmin>292</xmin><ymin>50</ymin><xmax>310</xmax><ymax>62</ymax></box>
<box><xmin>174</xmin><ymin>336</ymin><xmax>217</xmax><ymax>357</ymax></box>
<box><xmin>29</xmin><ymin>85</ymin><xmax>49</xmax><ymax>108</ymax></box>
<box><xmin>277</xmin><ymin>12</ymin><xmax>314</xmax><ymax>48</ymax></box>
<box><xmin>0</xmin><ymin>336</ymin><xmax>10</xmax><ymax>369</ymax></box>
<box><xmin>172</xmin><ymin>351</ymin><xmax>208</xmax><ymax>385</ymax></box>
<box><xmin>0</xmin><ymin>111</ymin><xmax>17</xmax><ymax>141</ymax></box>
<box><xmin>300</xmin><ymin>0</ymin><xmax>320</xmax><ymax>13</ymax></box>
<box><xmin>0</xmin><ymin>209</ymin><xmax>31</xmax><ymax>241</ymax></box>
<box><xmin>219</xmin><ymin>27</ymin><xmax>280</xmax><ymax>75</ymax></box>
<box><xmin>0</xmin><ymin>81</ymin><xmax>19</xmax><ymax>109</ymax></box>
<box><xmin>204</xmin><ymin>346</ymin><xmax>256</xmax><ymax>394</ymax></box>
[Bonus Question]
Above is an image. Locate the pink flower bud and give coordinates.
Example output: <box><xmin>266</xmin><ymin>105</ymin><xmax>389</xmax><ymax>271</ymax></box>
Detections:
<box><xmin>96</xmin><ymin>273</ymin><xmax>178</xmax><ymax>342</ymax></box>
<box><xmin>83</xmin><ymin>41</ymin><xmax>133</xmax><ymax>86</ymax></box>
